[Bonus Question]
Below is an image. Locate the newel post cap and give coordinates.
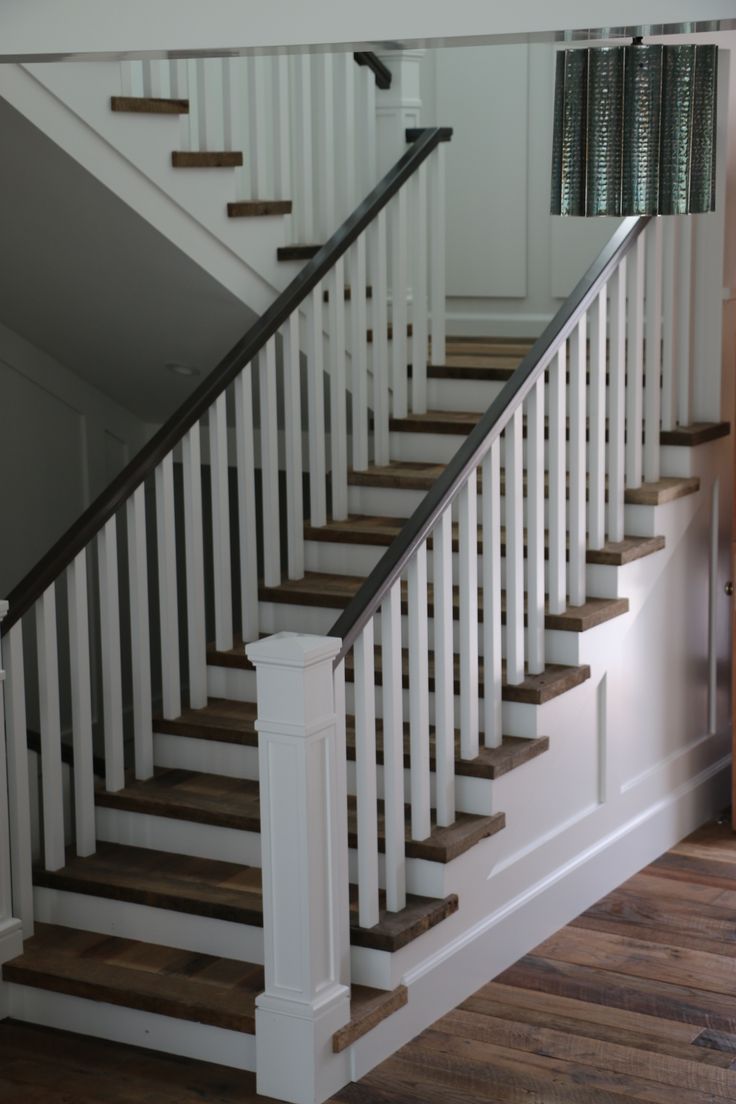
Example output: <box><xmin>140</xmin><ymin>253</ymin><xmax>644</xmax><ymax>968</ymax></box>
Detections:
<box><xmin>246</xmin><ymin>632</ymin><xmax>341</xmax><ymax>671</ymax></box>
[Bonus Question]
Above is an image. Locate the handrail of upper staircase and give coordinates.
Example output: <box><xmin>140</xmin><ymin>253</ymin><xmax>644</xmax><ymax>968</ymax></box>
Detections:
<box><xmin>3</xmin><ymin>126</ymin><xmax>452</xmax><ymax>635</ymax></box>
<box><xmin>329</xmin><ymin>213</ymin><xmax>651</xmax><ymax>662</ymax></box>
<box><xmin>353</xmin><ymin>52</ymin><xmax>392</xmax><ymax>89</ymax></box>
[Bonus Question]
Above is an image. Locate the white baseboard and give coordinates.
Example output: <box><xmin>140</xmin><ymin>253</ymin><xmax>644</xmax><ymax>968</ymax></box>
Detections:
<box><xmin>7</xmin><ymin>983</ymin><xmax>257</xmax><ymax>1070</ymax></box>
<box><xmin>349</xmin><ymin>754</ymin><xmax>730</xmax><ymax>1081</ymax></box>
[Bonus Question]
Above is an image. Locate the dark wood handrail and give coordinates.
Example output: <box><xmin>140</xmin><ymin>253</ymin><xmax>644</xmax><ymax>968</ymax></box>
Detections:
<box><xmin>329</xmin><ymin>214</ymin><xmax>650</xmax><ymax>662</ymax></box>
<box><xmin>3</xmin><ymin>126</ymin><xmax>452</xmax><ymax>635</ymax></box>
<box><xmin>353</xmin><ymin>52</ymin><xmax>392</xmax><ymax>89</ymax></box>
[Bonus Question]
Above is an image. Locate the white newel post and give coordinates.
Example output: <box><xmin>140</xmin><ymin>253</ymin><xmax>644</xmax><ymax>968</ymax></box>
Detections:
<box><xmin>374</xmin><ymin>51</ymin><xmax>424</xmax><ymax>177</ymax></box>
<box><xmin>246</xmin><ymin>632</ymin><xmax>351</xmax><ymax>1104</ymax></box>
<box><xmin>0</xmin><ymin>603</ymin><xmax>24</xmax><ymax>1014</ymax></box>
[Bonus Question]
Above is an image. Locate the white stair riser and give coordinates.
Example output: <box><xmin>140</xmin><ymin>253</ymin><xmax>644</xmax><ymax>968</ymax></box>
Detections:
<box><xmin>34</xmin><ymin>885</ymin><xmax>264</xmax><ymax>964</ymax></box>
<box><xmin>6</xmin><ymin>984</ymin><xmax>257</xmax><ymax>1071</ymax></box>
<box><xmin>259</xmin><ymin>598</ymin><xmax>585</xmax><ymax>665</ymax></box>
<box><xmin>425</xmin><ymin>378</ymin><xmax>506</xmax><ymax>412</ymax></box>
<box><xmin>95</xmin><ymin>802</ymin><xmax>449</xmax><ymax>899</ymax></box>
<box><xmin>153</xmin><ymin>731</ymin><xmax>259</xmax><ymax>779</ymax></box>
<box><xmin>346</xmin><ymin>758</ymin><xmax>492</xmax><ymax>817</ymax></box>
<box><xmin>303</xmin><ymin>537</ymin><xmax>621</xmax><ymax>598</ymax></box>
<box><xmin>207</xmin><ymin>664</ymin><xmax>256</xmax><ymax>701</ymax></box>
<box><xmin>95</xmin><ymin>807</ymin><xmax>262</xmax><ymax>866</ymax></box>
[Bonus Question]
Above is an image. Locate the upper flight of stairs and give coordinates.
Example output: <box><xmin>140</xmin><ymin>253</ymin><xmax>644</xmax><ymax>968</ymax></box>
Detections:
<box><xmin>2</xmin><ymin>316</ymin><xmax>724</xmax><ymax>1076</ymax></box>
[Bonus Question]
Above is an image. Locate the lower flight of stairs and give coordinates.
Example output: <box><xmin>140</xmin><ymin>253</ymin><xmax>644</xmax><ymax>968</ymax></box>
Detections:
<box><xmin>3</xmin><ymin>337</ymin><xmax>724</xmax><ymax>1079</ymax></box>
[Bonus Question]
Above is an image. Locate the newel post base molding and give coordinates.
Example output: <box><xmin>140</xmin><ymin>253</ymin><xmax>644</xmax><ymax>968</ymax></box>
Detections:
<box><xmin>246</xmin><ymin>632</ymin><xmax>351</xmax><ymax>1104</ymax></box>
<box><xmin>375</xmin><ymin>50</ymin><xmax>425</xmax><ymax>178</ymax></box>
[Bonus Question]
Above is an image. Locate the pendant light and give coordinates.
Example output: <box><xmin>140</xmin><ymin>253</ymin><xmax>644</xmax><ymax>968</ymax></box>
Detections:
<box><xmin>550</xmin><ymin>40</ymin><xmax>718</xmax><ymax>216</ymax></box>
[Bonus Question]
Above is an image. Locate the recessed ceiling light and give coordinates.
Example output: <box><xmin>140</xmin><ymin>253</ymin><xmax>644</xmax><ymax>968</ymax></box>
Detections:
<box><xmin>165</xmin><ymin>361</ymin><xmax>201</xmax><ymax>377</ymax></box>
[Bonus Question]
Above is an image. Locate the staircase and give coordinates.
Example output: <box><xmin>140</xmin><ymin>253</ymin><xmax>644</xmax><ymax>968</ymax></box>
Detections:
<box><xmin>0</xmin><ymin>49</ymin><xmax>732</xmax><ymax>1104</ymax></box>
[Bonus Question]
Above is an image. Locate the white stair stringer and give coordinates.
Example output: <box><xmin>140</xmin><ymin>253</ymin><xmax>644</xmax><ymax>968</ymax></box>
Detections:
<box><xmin>0</xmin><ymin>62</ymin><xmax>281</xmax><ymax>317</ymax></box>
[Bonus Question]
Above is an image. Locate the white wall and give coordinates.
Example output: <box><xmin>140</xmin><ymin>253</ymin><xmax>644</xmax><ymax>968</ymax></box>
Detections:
<box><xmin>421</xmin><ymin>33</ymin><xmax>736</xmax><ymax>342</ymax></box>
<box><xmin>420</xmin><ymin>41</ymin><xmax>622</xmax><ymax>337</ymax></box>
<box><xmin>0</xmin><ymin>320</ymin><xmax>150</xmax><ymax>597</ymax></box>
<box><xmin>1</xmin><ymin>1</ymin><xmax>733</xmax><ymax>59</ymax></box>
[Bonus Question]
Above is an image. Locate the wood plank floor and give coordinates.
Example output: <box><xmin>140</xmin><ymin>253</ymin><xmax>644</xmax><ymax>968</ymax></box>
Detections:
<box><xmin>3</xmin><ymin>818</ymin><xmax>736</xmax><ymax>1102</ymax></box>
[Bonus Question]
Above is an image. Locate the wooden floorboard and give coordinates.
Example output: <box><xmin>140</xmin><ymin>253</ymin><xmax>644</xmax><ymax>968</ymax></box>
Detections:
<box><xmin>4</xmin><ymin>819</ymin><xmax>736</xmax><ymax>1101</ymax></box>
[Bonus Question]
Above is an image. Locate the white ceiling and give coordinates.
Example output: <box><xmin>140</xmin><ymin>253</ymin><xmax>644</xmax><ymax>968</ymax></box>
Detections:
<box><xmin>0</xmin><ymin>95</ymin><xmax>257</xmax><ymax>423</ymax></box>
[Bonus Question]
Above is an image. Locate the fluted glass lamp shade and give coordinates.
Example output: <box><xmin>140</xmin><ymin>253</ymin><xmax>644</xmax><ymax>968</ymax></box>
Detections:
<box><xmin>550</xmin><ymin>44</ymin><xmax>718</xmax><ymax>216</ymax></box>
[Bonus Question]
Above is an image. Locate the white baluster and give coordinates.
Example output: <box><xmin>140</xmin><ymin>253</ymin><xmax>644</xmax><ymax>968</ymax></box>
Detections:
<box><xmin>626</xmin><ymin>234</ymin><xmax>645</xmax><ymax>490</ymax></box>
<box><xmin>548</xmin><ymin>345</ymin><xmax>567</xmax><ymax>615</ymax></box>
<box><xmin>293</xmin><ymin>54</ymin><xmax>314</xmax><ymax>242</ymax></box>
<box><xmin>677</xmin><ymin>216</ymin><xmax>693</xmax><ymax>427</ymax></box>
<box><xmin>283</xmin><ymin>313</ymin><xmax>305</xmax><ymax>580</ymax></box>
<box><xmin>235</xmin><ymin>365</ymin><xmax>259</xmax><ymax>641</ymax></box>
<box><xmin>482</xmin><ymin>442</ymin><xmax>503</xmax><ymax>748</ymax></box>
<box><xmin>354</xmin><ymin>621</ymin><xmax>379</xmax><ymax>928</ymax></box>
<box><xmin>459</xmin><ymin>472</ymin><xmax>479</xmax><ymax>759</ymax></box>
<box><xmin>371</xmin><ymin>208</ymin><xmax>390</xmax><ymax>466</ymax></box>
<box><xmin>661</xmin><ymin>219</ymin><xmax>676</xmax><ymax>432</ymax></box>
<box><xmin>120</xmin><ymin>61</ymin><xmax>135</xmax><ymax>98</ymax></box>
<box><xmin>381</xmin><ymin>581</ymin><xmax>406</xmax><ymax>911</ymax></box>
<box><xmin>183</xmin><ymin>424</ymin><xmax>207</xmax><ymax>708</ymax></box>
<box><xmin>148</xmin><ymin>60</ymin><xmax>171</xmax><ymax>99</ymax></box>
<box><xmin>569</xmin><ymin>315</ymin><xmax>587</xmax><ymax>606</ymax></box>
<box><xmin>429</xmin><ymin>144</ymin><xmax>446</xmax><ymax>367</ymax></box>
<box><xmin>66</xmin><ymin>552</ymin><xmax>96</xmax><ymax>855</ymax></box>
<box><xmin>35</xmin><ymin>588</ymin><xmax>65</xmax><ymax>871</ymax></box>
<box><xmin>390</xmin><ymin>188</ymin><xmax>409</xmax><ymax>418</ymax></box>
<box><xmin>408</xmin><ymin>543</ymin><xmax>431</xmax><ymax>840</ymax></box>
<box><xmin>588</xmin><ymin>289</ymin><xmax>607</xmax><ymax>550</ymax></box>
<box><xmin>171</xmin><ymin>61</ymin><xmax>190</xmax><ymax>152</ymax></box>
<box><xmin>248</xmin><ymin>56</ymin><xmax>270</xmax><ymax>197</ymax></box>
<box><xmin>432</xmin><ymin>506</ymin><xmax>455</xmax><ymax>824</ymax></box>
<box><xmin>260</xmin><ymin>340</ymin><xmax>282</xmax><ymax>589</ymax></box>
<box><xmin>98</xmin><ymin>516</ymin><xmax>126</xmax><ymax>792</ymax></box>
<box><xmin>329</xmin><ymin>257</ymin><xmax>349</xmax><ymax>520</ymax></box>
<box><xmin>186</xmin><ymin>59</ymin><xmax>201</xmax><ymax>150</ymax></box>
<box><xmin>5</xmin><ymin>624</ymin><xmax>34</xmax><ymax>934</ymax></box>
<box><xmin>357</xmin><ymin>67</ymin><xmax>377</xmax><ymax>201</ymax></box>
<box><xmin>526</xmin><ymin>377</ymin><xmax>545</xmax><ymax>674</ymax></box>
<box><xmin>307</xmin><ymin>285</ymin><xmax>327</xmax><ymax>527</ymax></box>
<box><xmin>272</xmin><ymin>56</ymin><xmax>292</xmax><ymax>204</ymax></box>
<box><xmin>350</xmin><ymin>234</ymin><xmax>369</xmax><ymax>471</ymax></box>
<box><xmin>156</xmin><ymin>453</ymin><xmax>182</xmax><ymax>719</ymax></box>
<box><xmin>644</xmin><ymin>219</ymin><xmax>664</xmax><ymax>483</ymax></box>
<box><xmin>505</xmin><ymin>408</ymin><xmax>525</xmax><ymax>684</ymax></box>
<box><xmin>608</xmin><ymin>259</ymin><xmax>627</xmax><ymax>543</ymax></box>
<box><xmin>335</xmin><ymin>53</ymin><xmax>356</xmax><ymax>222</ymax></box>
<box><xmin>126</xmin><ymin>485</ymin><xmax>153</xmax><ymax>778</ymax></box>
<box><xmin>314</xmin><ymin>54</ymin><xmax>336</xmax><ymax>239</ymax></box>
<box><xmin>0</xmin><ymin>607</ymin><xmax>10</xmax><ymax>923</ymax></box>
<box><xmin>411</xmin><ymin>163</ymin><xmax>429</xmax><ymax>415</ymax></box>
<box><xmin>222</xmin><ymin>59</ymin><xmax>241</xmax><ymax>163</ymax></box>
<box><xmin>209</xmin><ymin>392</ymin><xmax>234</xmax><ymax>650</ymax></box>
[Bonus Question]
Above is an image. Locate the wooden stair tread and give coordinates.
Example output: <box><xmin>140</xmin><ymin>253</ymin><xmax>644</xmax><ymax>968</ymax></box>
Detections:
<box><xmin>94</xmin><ymin>769</ymin><xmax>499</xmax><ymax>865</ymax></box>
<box><xmin>344</xmin><ymin>647</ymin><xmax>590</xmax><ymax>706</ymax></box>
<box><xmin>154</xmin><ymin>698</ymin><xmax>257</xmax><ymax>746</ymax></box>
<box><xmin>323</xmin><ymin>285</ymin><xmax>374</xmax><ymax>303</ymax></box>
<box><xmin>94</xmin><ymin>769</ymin><xmax>261</xmax><ymax>832</ymax></box>
<box><xmin>171</xmin><ymin>151</ymin><xmax>243</xmax><ymax>168</ymax></box>
<box><xmin>2</xmin><ymin>923</ymin><xmax>262</xmax><ymax>1033</ymax></box>
<box><xmin>333</xmin><ymin>985</ymin><xmax>408</xmax><ymax>1053</ymax></box>
<box><xmin>347</xmin><ymin>460</ymin><xmax>701</xmax><ymax>505</ymax></box>
<box><xmin>110</xmin><ymin>96</ymin><xmax>189</xmax><ymax>115</ymax></box>
<box><xmin>303</xmin><ymin>515</ymin><xmax>666</xmax><ymax>567</ymax></box>
<box><xmin>34</xmin><ymin>842</ymin><xmax>264</xmax><ymax>926</ymax></box>
<box><xmin>227</xmin><ymin>200</ymin><xmax>292</xmax><ymax>217</ymax></box>
<box><xmin>277</xmin><ymin>244</ymin><xmax>322</xmax><ymax>260</ymax></box>
<box><xmin>367</xmin><ymin>323</ymin><xmax>413</xmax><ymax>344</ymax></box>
<box><xmin>33</xmin><ymin>843</ymin><xmax>458</xmax><ymax>953</ymax></box>
<box><xmin>259</xmin><ymin>572</ymin><xmax>629</xmax><ymax>633</ymax></box>
<box><xmin>345</xmin><ymin>724</ymin><xmax>550</xmax><ymax>781</ymax></box>
<box><xmin>389</xmin><ymin>412</ymin><xmax>729</xmax><ymax>448</ymax></box>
